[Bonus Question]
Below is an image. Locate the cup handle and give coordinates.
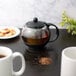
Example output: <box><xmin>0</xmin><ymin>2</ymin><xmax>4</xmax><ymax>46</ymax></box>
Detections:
<box><xmin>12</xmin><ymin>52</ymin><xmax>25</xmax><ymax>76</ymax></box>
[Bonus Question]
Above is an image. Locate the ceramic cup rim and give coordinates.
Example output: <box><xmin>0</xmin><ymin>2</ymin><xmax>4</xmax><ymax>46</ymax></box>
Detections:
<box><xmin>62</xmin><ymin>47</ymin><xmax>76</xmax><ymax>62</ymax></box>
<box><xmin>0</xmin><ymin>46</ymin><xmax>12</xmax><ymax>60</ymax></box>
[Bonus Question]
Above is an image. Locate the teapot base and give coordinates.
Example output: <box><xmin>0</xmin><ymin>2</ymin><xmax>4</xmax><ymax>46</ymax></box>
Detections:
<box><xmin>26</xmin><ymin>46</ymin><xmax>47</xmax><ymax>53</ymax></box>
<box><xmin>27</xmin><ymin>45</ymin><xmax>45</xmax><ymax>51</ymax></box>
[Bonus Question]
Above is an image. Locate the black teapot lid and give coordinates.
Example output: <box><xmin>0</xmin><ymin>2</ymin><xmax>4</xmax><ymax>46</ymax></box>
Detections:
<box><xmin>26</xmin><ymin>17</ymin><xmax>45</xmax><ymax>29</ymax></box>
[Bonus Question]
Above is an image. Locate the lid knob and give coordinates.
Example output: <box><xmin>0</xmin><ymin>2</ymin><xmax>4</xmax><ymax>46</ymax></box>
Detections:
<box><xmin>33</xmin><ymin>17</ymin><xmax>38</xmax><ymax>23</ymax></box>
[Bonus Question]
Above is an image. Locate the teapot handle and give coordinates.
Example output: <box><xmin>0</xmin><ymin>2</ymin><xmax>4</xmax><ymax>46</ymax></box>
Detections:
<box><xmin>47</xmin><ymin>23</ymin><xmax>59</xmax><ymax>42</ymax></box>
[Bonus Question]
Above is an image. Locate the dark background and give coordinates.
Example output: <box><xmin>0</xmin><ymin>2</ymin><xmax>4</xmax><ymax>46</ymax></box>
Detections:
<box><xmin>0</xmin><ymin>29</ymin><xmax>76</xmax><ymax>76</ymax></box>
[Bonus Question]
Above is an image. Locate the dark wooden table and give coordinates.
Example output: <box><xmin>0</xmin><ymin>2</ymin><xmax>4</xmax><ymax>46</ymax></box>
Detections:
<box><xmin>0</xmin><ymin>29</ymin><xmax>76</xmax><ymax>76</ymax></box>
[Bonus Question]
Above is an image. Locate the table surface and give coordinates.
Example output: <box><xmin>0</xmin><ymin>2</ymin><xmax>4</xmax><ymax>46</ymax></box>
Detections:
<box><xmin>0</xmin><ymin>29</ymin><xmax>76</xmax><ymax>76</ymax></box>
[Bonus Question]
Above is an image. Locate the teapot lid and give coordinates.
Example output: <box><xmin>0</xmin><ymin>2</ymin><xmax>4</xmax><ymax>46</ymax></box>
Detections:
<box><xmin>26</xmin><ymin>17</ymin><xmax>45</xmax><ymax>29</ymax></box>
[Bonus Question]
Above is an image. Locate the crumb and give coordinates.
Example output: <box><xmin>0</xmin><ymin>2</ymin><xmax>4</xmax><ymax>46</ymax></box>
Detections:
<box><xmin>39</xmin><ymin>57</ymin><xmax>52</xmax><ymax>65</ymax></box>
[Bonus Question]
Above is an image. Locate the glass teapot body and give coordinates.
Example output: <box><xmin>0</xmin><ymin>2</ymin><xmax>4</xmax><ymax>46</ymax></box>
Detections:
<box><xmin>21</xmin><ymin>18</ymin><xmax>59</xmax><ymax>49</ymax></box>
<box><xmin>21</xmin><ymin>25</ymin><xmax>50</xmax><ymax>48</ymax></box>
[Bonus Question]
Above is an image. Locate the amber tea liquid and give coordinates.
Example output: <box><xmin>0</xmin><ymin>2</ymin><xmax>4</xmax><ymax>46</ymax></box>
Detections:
<box><xmin>22</xmin><ymin>36</ymin><xmax>49</xmax><ymax>45</ymax></box>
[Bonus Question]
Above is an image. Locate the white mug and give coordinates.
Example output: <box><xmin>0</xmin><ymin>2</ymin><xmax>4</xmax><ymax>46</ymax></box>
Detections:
<box><xmin>0</xmin><ymin>46</ymin><xmax>25</xmax><ymax>76</ymax></box>
<box><xmin>60</xmin><ymin>47</ymin><xmax>76</xmax><ymax>76</ymax></box>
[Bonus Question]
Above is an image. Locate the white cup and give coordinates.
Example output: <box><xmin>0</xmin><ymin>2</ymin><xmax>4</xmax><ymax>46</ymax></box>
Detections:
<box><xmin>60</xmin><ymin>47</ymin><xmax>76</xmax><ymax>76</ymax></box>
<box><xmin>0</xmin><ymin>46</ymin><xmax>25</xmax><ymax>76</ymax></box>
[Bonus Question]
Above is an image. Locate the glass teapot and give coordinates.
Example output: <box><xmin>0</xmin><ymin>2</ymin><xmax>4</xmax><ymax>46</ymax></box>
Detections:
<box><xmin>21</xmin><ymin>18</ymin><xmax>59</xmax><ymax>49</ymax></box>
